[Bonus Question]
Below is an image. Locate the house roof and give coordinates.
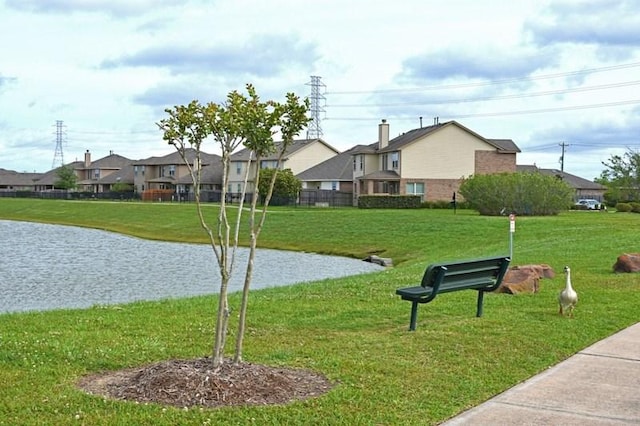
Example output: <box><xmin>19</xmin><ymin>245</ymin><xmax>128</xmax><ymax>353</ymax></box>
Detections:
<box><xmin>375</xmin><ymin>121</ymin><xmax>521</xmax><ymax>154</ymax></box>
<box><xmin>34</xmin><ymin>161</ymin><xmax>84</xmax><ymax>185</ymax></box>
<box><xmin>517</xmin><ymin>165</ymin><xmax>606</xmax><ymax>190</ymax></box>
<box><xmin>230</xmin><ymin>138</ymin><xmax>339</xmax><ymax>161</ymax></box>
<box><xmin>83</xmin><ymin>153</ymin><xmax>132</xmax><ymax>169</ymax></box>
<box><xmin>0</xmin><ymin>169</ymin><xmax>43</xmax><ymax>186</ymax></box>
<box><xmin>175</xmin><ymin>160</ymin><xmax>225</xmax><ymax>185</ymax></box>
<box><xmin>296</xmin><ymin>145</ymin><xmax>361</xmax><ymax>181</ymax></box>
<box><xmin>358</xmin><ymin>170</ymin><xmax>400</xmax><ymax>180</ymax></box>
<box><xmin>133</xmin><ymin>148</ymin><xmax>219</xmax><ymax>166</ymax></box>
<box><xmin>97</xmin><ymin>165</ymin><xmax>135</xmax><ymax>185</ymax></box>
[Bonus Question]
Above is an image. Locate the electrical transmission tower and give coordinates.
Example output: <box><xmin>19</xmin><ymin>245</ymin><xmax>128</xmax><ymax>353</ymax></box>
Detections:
<box><xmin>52</xmin><ymin>120</ymin><xmax>66</xmax><ymax>169</ymax></box>
<box><xmin>306</xmin><ymin>76</ymin><xmax>326</xmax><ymax>139</ymax></box>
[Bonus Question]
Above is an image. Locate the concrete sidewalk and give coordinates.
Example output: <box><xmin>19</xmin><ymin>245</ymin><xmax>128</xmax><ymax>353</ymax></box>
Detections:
<box><xmin>442</xmin><ymin>323</ymin><xmax>640</xmax><ymax>425</ymax></box>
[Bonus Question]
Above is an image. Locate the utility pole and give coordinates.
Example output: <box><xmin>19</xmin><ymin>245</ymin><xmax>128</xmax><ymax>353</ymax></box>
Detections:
<box><xmin>559</xmin><ymin>142</ymin><xmax>569</xmax><ymax>173</ymax></box>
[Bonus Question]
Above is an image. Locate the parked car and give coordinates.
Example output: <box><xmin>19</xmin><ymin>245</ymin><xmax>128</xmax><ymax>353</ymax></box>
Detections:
<box><xmin>575</xmin><ymin>199</ymin><xmax>600</xmax><ymax>210</ymax></box>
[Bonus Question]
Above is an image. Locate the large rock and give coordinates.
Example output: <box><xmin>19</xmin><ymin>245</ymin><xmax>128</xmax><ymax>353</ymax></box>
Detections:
<box><xmin>613</xmin><ymin>253</ymin><xmax>640</xmax><ymax>273</ymax></box>
<box><xmin>497</xmin><ymin>264</ymin><xmax>555</xmax><ymax>294</ymax></box>
<box><xmin>364</xmin><ymin>255</ymin><xmax>393</xmax><ymax>267</ymax></box>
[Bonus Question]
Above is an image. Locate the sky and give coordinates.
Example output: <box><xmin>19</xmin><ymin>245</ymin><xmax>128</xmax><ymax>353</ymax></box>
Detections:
<box><xmin>1</xmin><ymin>0</ymin><xmax>639</xmax><ymax>181</ymax></box>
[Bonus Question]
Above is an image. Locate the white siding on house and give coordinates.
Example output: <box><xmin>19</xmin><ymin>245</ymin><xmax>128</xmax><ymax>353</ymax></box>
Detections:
<box><xmin>401</xmin><ymin>125</ymin><xmax>494</xmax><ymax>179</ymax></box>
<box><xmin>285</xmin><ymin>142</ymin><xmax>337</xmax><ymax>175</ymax></box>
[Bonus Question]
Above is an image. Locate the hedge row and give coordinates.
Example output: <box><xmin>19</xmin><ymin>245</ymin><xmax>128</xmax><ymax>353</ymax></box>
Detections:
<box><xmin>358</xmin><ymin>195</ymin><xmax>422</xmax><ymax>209</ymax></box>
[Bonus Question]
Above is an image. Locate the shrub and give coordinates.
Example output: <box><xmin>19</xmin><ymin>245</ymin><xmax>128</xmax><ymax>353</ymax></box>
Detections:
<box><xmin>630</xmin><ymin>202</ymin><xmax>640</xmax><ymax>213</ymax></box>
<box><xmin>615</xmin><ymin>202</ymin><xmax>632</xmax><ymax>212</ymax></box>
<box><xmin>459</xmin><ymin>172</ymin><xmax>574</xmax><ymax>216</ymax></box>
<box><xmin>358</xmin><ymin>195</ymin><xmax>421</xmax><ymax>209</ymax></box>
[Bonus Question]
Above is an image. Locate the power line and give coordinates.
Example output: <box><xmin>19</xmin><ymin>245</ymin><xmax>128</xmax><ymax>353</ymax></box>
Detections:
<box><xmin>327</xmin><ymin>80</ymin><xmax>640</xmax><ymax>108</ymax></box>
<box><xmin>327</xmin><ymin>61</ymin><xmax>640</xmax><ymax>95</ymax></box>
<box><xmin>325</xmin><ymin>99</ymin><xmax>640</xmax><ymax>121</ymax></box>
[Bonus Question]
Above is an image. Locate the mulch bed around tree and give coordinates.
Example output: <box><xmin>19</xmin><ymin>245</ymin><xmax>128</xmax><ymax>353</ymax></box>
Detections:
<box><xmin>77</xmin><ymin>357</ymin><xmax>335</xmax><ymax>408</ymax></box>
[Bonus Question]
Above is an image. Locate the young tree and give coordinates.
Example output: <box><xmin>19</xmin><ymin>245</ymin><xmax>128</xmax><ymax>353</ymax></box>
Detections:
<box><xmin>597</xmin><ymin>149</ymin><xmax>640</xmax><ymax>203</ymax></box>
<box><xmin>157</xmin><ymin>85</ymin><xmax>310</xmax><ymax>367</ymax></box>
<box><xmin>54</xmin><ymin>165</ymin><xmax>78</xmax><ymax>190</ymax></box>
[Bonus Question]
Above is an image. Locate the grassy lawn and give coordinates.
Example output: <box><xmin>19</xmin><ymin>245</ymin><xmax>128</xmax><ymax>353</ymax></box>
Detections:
<box><xmin>1</xmin><ymin>198</ymin><xmax>639</xmax><ymax>425</ymax></box>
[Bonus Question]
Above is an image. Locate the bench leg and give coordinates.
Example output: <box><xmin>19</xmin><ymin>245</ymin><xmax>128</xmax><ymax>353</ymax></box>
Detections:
<box><xmin>476</xmin><ymin>290</ymin><xmax>484</xmax><ymax>317</ymax></box>
<box><xmin>409</xmin><ymin>302</ymin><xmax>419</xmax><ymax>331</ymax></box>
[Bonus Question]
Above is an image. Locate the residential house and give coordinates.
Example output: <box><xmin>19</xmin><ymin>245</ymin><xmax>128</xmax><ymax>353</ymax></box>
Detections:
<box><xmin>76</xmin><ymin>150</ymin><xmax>133</xmax><ymax>192</ymax></box>
<box><xmin>0</xmin><ymin>168</ymin><xmax>43</xmax><ymax>191</ymax></box>
<box><xmin>296</xmin><ymin>145</ymin><xmax>358</xmax><ymax>192</ymax></box>
<box><xmin>228</xmin><ymin>139</ymin><xmax>339</xmax><ymax>195</ymax></box>
<box><xmin>353</xmin><ymin>120</ymin><xmax>520</xmax><ymax>202</ymax></box>
<box><xmin>132</xmin><ymin>149</ymin><xmax>223</xmax><ymax>195</ymax></box>
<box><xmin>96</xmin><ymin>165</ymin><xmax>135</xmax><ymax>192</ymax></box>
<box><xmin>33</xmin><ymin>161</ymin><xmax>84</xmax><ymax>191</ymax></box>
<box><xmin>517</xmin><ymin>165</ymin><xmax>607</xmax><ymax>201</ymax></box>
<box><xmin>31</xmin><ymin>150</ymin><xmax>133</xmax><ymax>192</ymax></box>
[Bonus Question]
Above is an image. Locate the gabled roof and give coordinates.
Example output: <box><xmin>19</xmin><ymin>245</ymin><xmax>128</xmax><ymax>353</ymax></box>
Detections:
<box><xmin>0</xmin><ymin>169</ymin><xmax>43</xmax><ymax>186</ymax></box>
<box><xmin>517</xmin><ymin>165</ymin><xmax>606</xmax><ymax>190</ymax></box>
<box><xmin>230</xmin><ymin>138</ymin><xmax>339</xmax><ymax>161</ymax></box>
<box><xmin>97</xmin><ymin>165</ymin><xmax>135</xmax><ymax>184</ymax></box>
<box><xmin>133</xmin><ymin>148</ymin><xmax>220</xmax><ymax>166</ymax></box>
<box><xmin>176</xmin><ymin>160</ymin><xmax>224</xmax><ymax>185</ymax></box>
<box><xmin>86</xmin><ymin>153</ymin><xmax>132</xmax><ymax>169</ymax></box>
<box><xmin>34</xmin><ymin>161</ymin><xmax>84</xmax><ymax>185</ymax></box>
<box><xmin>296</xmin><ymin>146</ymin><xmax>361</xmax><ymax>181</ymax></box>
<box><xmin>376</xmin><ymin>121</ymin><xmax>521</xmax><ymax>154</ymax></box>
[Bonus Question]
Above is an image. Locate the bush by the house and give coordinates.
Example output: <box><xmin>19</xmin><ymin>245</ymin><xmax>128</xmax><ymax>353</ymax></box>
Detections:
<box><xmin>421</xmin><ymin>200</ymin><xmax>469</xmax><ymax>209</ymax></box>
<box><xmin>459</xmin><ymin>172</ymin><xmax>574</xmax><ymax>216</ymax></box>
<box><xmin>358</xmin><ymin>195</ymin><xmax>421</xmax><ymax>209</ymax></box>
<box><xmin>615</xmin><ymin>203</ymin><xmax>632</xmax><ymax>212</ymax></box>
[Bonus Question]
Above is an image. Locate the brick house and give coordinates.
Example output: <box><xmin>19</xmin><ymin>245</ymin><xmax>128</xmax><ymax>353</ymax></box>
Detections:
<box><xmin>353</xmin><ymin>120</ymin><xmax>520</xmax><ymax>202</ymax></box>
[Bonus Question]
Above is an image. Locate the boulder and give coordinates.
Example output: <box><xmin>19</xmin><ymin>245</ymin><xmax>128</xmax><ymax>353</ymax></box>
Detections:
<box><xmin>364</xmin><ymin>255</ymin><xmax>393</xmax><ymax>267</ymax></box>
<box><xmin>497</xmin><ymin>264</ymin><xmax>555</xmax><ymax>294</ymax></box>
<box><xmin>613</xmin><ymin>253</ymin><xmax>640</xmax><ymax>273</ymax></box>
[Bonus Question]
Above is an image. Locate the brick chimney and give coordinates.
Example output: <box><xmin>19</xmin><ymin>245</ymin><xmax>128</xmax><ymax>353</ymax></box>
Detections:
<box><xmin>84</xmin><ymin>150</ymin><xmax>91</xmax><ymax>168</ymax></box>
<box><xmin>378</xmin><ymin>119</ymin><xmax>389</xmax><ymax>150</ymax></box>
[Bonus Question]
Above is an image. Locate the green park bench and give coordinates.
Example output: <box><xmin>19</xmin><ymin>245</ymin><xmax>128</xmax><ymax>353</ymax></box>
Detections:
<box><xmin>396</xmin><ymin>256</ymin><xmax>511</xmax><ymax>331</ymax></box>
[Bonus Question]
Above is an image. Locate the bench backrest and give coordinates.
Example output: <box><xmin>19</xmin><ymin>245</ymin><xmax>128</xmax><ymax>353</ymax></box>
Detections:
<box><xmin>420</xmin><ymin>256</ymin><xmax>511</xmax><ymax>294</ymax></box>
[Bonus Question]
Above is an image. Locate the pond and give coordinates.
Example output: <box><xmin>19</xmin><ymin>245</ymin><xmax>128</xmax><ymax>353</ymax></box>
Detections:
<box><xmin>0</xmin><ymin>220</ymin><xmax>383</xmax><ymax>314</ymax></box>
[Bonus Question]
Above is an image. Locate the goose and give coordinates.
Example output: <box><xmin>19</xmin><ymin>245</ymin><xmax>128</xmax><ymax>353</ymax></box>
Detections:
<box><xmin>559</xmin><ymin>266</ymin><xmax>578</xmax><ymax>317</ymax></box>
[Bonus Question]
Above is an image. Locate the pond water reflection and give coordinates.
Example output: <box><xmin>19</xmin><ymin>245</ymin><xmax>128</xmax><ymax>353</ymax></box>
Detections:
<box><xmin>0</xmin><ymin>220</ymin><xmax>383</xmax><ymax>314</ymax></box>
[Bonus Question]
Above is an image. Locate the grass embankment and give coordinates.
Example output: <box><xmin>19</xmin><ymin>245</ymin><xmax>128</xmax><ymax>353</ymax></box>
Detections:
<box><xmin>0</xmin><ymin>198</ymin><xmax>639</xmax><ymax>425</ymax></box>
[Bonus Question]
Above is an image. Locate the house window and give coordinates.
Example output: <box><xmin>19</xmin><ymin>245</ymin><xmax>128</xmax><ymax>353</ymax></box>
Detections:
<box><xmin>93</xmin><ymin>169</ymin><xmax>100</xmax><ymax>179</ymax></box>
<box><xmin>391</xmin><ymin>152</ymin><xmax>399</xmax><ymax>170</ymax></box>
<box><xmin>134</xmin><ymin>165</ymin><xmax>138</xmax><ymax>176</ymax></box>
<box><xmin>260</xmin><ymin>160</ymin><xmax>278</xmax><ymax>169</ymax></box>
<box><xmin>235</xmin><ymin>162</ymin><xmax>242</xmax><ymax>175</ymax></box>
<box><xmin>331</xmin><ymin>181</ymin><xmax>337</xmax><ymax>191</ymax></box>
<box><xmin>169</xmin><ymin>165</ymin><xmax>176</xmax><ymax>176</ymax></box>
<box><xmin>381</xmin><ymin>154</ymin><xmax>388</xmax><ymax>171</ymax></box>
<box><xmin>406</xmin><ymin>182</ymin><xmax>425</xmax><ymax>200</ymax></box>
<box><xmin>353</xmin><ymin>157</ymin><xmax>356</xmax><ymax>171</ymax></box>
<box><xmin>140</xmin><ymin>165</ymin><xmax>145</xmax><ymax>176</ymax></box>
<box><xmin>236</xmin><ymin>183</ymin><xmax>242</xmax><ymax>193</ymax></box>
<box><xmin>358</xmin><ymin>155</ymin><xmax>363</xmax><ymax>171</ymax></box>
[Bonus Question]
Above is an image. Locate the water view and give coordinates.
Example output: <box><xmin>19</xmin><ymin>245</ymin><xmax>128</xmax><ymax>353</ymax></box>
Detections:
<box><xmin>0</xmin><ymin>220</ymin><xmax>383</xmax><ymax>314</ymax></box>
